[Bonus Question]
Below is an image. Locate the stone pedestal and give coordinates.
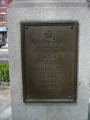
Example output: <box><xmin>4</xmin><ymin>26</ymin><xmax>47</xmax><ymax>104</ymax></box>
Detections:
<box><xmin>8</xmin><ymin>0</ymin><xmax>90</xmax><ymax>120</ymax></box>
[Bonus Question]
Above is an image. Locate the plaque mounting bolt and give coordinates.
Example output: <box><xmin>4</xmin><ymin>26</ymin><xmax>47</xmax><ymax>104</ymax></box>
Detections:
<box><xmin>27</xmin><ymin>96</ymin><xmax>30</xmax><ymax>99</ymax></box>
<box><xmin>70</xmin><ymin>26</ymin><xmax>73</xmax><ymax>29</ymax></box>
<box><xmin>69</xmin><ymin>96</ymin><xmax>72</xmax><ymax>99</ymax></box>
<box><xmin>25</xmin><ymin>26</ymin><xmax>28</xmax><ymax>29</ymax></box>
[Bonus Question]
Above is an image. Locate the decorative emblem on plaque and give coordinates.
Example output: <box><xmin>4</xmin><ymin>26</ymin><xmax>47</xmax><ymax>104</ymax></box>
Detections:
<box><xmin>42</xmin><ymin>27</ymin><xmax>55</xmax><ymax>42</ymax></box>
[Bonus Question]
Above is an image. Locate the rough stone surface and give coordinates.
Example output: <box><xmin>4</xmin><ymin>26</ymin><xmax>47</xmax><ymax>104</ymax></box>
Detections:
<box><xmin>8</xmin><ymin>1</ymin><xmax>90</xmax><ymax>120</ymax></box>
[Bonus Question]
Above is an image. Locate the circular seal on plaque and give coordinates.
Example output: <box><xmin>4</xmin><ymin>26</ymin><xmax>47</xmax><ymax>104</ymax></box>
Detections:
<box><xmin>42</xmin><ymin>27</ymin><xmax>55</xmax><ymax>42</ymax></box>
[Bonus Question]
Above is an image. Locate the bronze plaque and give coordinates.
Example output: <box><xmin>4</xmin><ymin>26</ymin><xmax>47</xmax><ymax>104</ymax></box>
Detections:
<box><xmin>21</xmin><ymin>21</ymin><xmax>78</xmax><ymax>103</ymax></box>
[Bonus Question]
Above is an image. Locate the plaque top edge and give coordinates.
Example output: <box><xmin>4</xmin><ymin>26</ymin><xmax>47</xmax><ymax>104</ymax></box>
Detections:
<box><xmin>20</xmin><ymin>21</ymin><xmax>78</xmax><ymax>26</ymax></box>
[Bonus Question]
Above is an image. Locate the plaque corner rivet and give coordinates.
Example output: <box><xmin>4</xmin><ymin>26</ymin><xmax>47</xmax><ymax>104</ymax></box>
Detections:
<box><xmin>69</xmin><ymin>96</ymin><xmax>72</xmax><ymax>99</ymax></box>
<box><xmin>70</xmin><ymin>26</ymin><xmax>73</xmax><ymax>29</ymax></box>
<box><xmin>25</xmin><ymin>26</ymin><xmax>28</xmax><ymax>29</ymax></box>
<box><xmin>27</xmin><ymin>96</ymin><xmax>30</xmax><ymax>98</ymax></box>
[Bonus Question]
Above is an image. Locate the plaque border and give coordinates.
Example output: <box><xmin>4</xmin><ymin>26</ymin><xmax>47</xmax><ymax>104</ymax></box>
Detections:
<box><xmin>21</xmin><ymin>21</ymin><xmax>78</xmax><ymax>103</ymax></box>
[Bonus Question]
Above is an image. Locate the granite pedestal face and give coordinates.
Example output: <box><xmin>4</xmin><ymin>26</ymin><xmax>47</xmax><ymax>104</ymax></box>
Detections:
<box><xmin>8</xmin><ymin>0</ymin><xmax>90</xmax><ymax>120</ymax></box>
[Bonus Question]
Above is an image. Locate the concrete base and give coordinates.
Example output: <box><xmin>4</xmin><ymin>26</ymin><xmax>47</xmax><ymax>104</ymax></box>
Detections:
<box><xmin>0</xmin><ymin>86</ymin><xmax>11</xmax><ymax>120</ymax></box>
<box><xmin>8</xmin><ymin>1</ymin><xmax>90</xmax><ymax>120</ymax></box>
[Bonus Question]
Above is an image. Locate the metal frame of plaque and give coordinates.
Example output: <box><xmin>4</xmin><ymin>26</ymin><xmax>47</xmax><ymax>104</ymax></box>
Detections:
<box><xmin>21</xmin><ymin>21</ymin><xmax>78</xmax><ymax>103</ymax></box>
